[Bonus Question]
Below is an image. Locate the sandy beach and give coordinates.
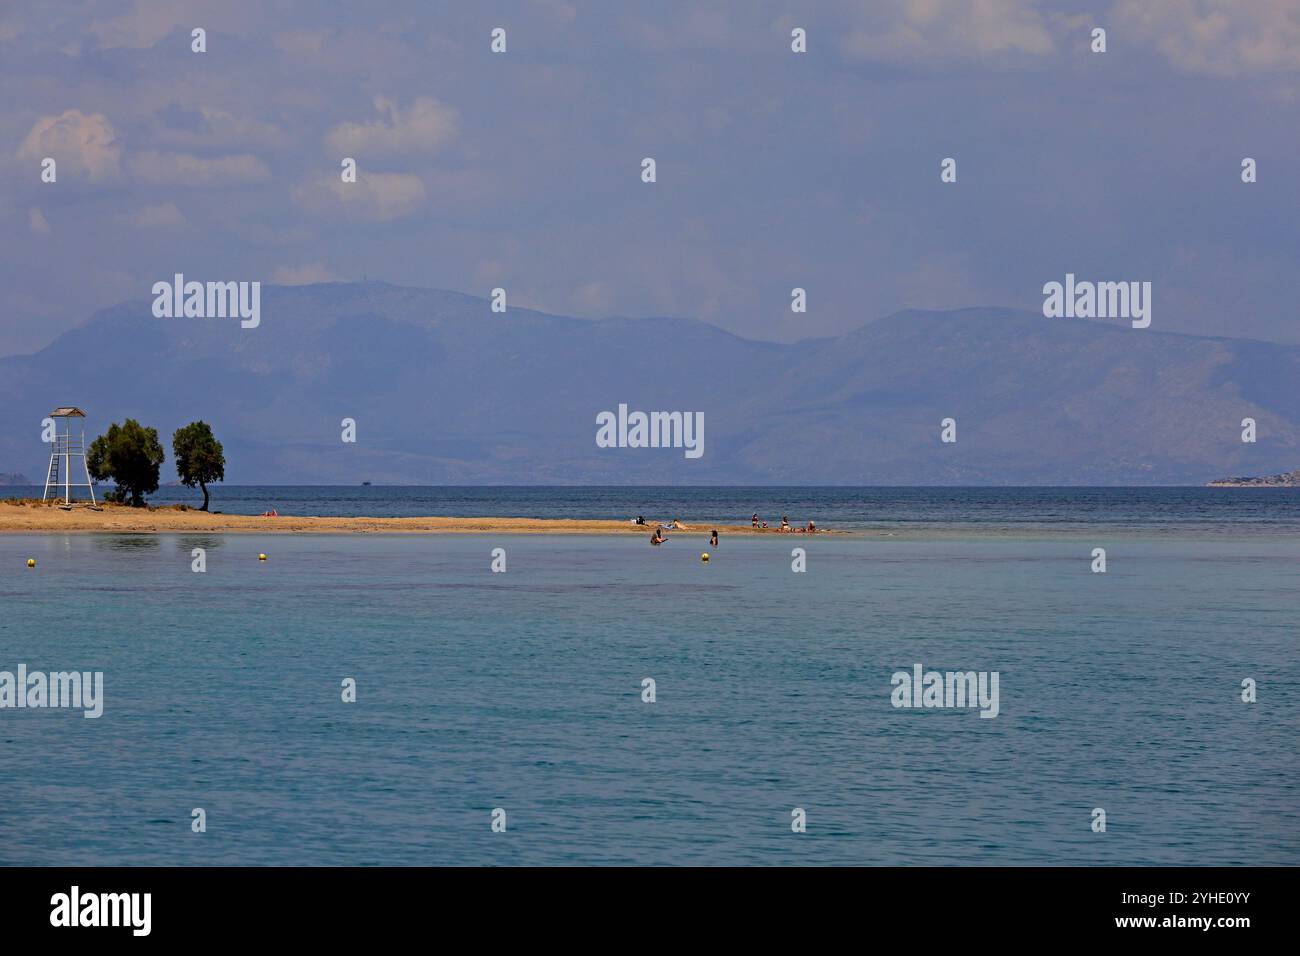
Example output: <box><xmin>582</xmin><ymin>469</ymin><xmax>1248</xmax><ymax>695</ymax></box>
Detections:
<box><xmin>0</xmin><ymin>501</ymin><xmax>807</xmax><ymax>535</ymax></box>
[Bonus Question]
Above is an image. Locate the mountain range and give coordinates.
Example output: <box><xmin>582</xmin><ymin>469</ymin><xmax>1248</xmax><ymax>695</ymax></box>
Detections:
<box><xmin>1</xmin><ymin>282</ymin><xmax>1296</xmax><ymax>485</ymax></box>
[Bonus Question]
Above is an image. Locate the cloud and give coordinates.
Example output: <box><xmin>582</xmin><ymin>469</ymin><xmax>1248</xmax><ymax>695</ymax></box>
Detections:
<box><xmin>28</xmin><ymin>207</ymin><xmax>51</xmax><ymax>236</ymax></box>
<box><xmin>130</xmin><ymin>149</ymin><xmax>270</xmax><ymax>185</ymax></box>
<box><xmin>17</xmin><ymin>109</ymin><xmax>123</xmax><ymax>182</ymax></box>
<box><xmin>1113</xmin><ymin>0</ymin><xmax>1300</xmax><ymax>75</ymax></box>
<box><xmin>324</xmin><ymin>96</ymin><xmax>458</xmax><ymax>157</ymax></box>
<box><xmin>840</xmin><ymin>0</ymin><xmax>1055</xmax><ymax>63</ymax></box>
<box><xmin>153</xmin><ymin>105</ymin><xmax>288</xmax><ymax>151</ymax></box>
<box><xmin>237</xmin><ymin>222</ymin><xmax>316</xmax><ymax>246</ymax></box>
<box><xmin>272</xmin><ymin>263</ymin><xmax>338</xmax><ymax>285</ymax></box>
<box><xmin>274</xmin><ymin>30</ymin><xmax>329</xmax><ymax>57</ymax></box>
<box><xmin>118</xmin><ymin>202</ymin><xmax>185</xmax><ymax>228</ymax></box>
<box><xmin>293</xmin><ymin>170</ymin><xmax>426</xmax><ymax>221</ymax></box>
<box><xmin>572</xmin><ymin>280</ymin><xmax>615</xmax><ymax>313</ymax></box>
<box><xmin>88</xmin><ymin>0</ymin><xmax>189</xmax><ymax>49</ymax></box>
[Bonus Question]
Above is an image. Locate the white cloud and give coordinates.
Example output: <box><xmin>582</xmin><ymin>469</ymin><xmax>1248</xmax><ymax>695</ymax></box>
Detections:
<box><xmin>130</xmin><ymin>149</ymin><xmax>270</xmax><ymax>185</ymax></box>
<box><xmin>293</xmin><ymin>170</ymin><xmax>426</xmax><ymax>222</ymax></box>
<box><xmin>237</xmin><ymin>222</ymin><xmax>316</xmax><ymax>246</ymax></box>
<box><xmin>28</xmin><ymin>207</ymin><xmax>51</xmax><ymax>236</ymax></box>
<box><xmin>88</xmin><ymin>0</ymin><xmax>188</xmax><ymax>49</ymax></box>
<box><xmin>272</xmin><ymin>263</ymin><xmax>338</xmax><ymax>285</ymax></box>
<box><xmin>840</xmin><ymin>0</ymin><xmax>1055</xmax><ymax>63</ymax></box>
<box><xmin>324</xmin><ymin>96</ymin><xmax>458</xmax><ymax>157</ymax></box>
<box><xmin>274</xmin><ymin>30</ymin><xmax>328</xmax><ymax>57</ymax></box>
<box><xmin>1113</xmin><ymin>0</ymin><xmax>1300</xmax><ymax>75</ymax></box>
<box><xmin>118</xmin><ymin>202</ymin><xmax>186</xmax><ymax>228</ymax></box>
<box><xmin>17</xmin><ymin>109</ymin><xmax>123</xmax><ymax>182</ymax></box>
<box><xmin>572</xmin><ymin>280</ymin><xmax>615</xmax><ymax>313</ymax></box>
<box><xmin>155</xmin><ymin>107</ymin><xmax>288</xmax><ymax>152</ymax></box>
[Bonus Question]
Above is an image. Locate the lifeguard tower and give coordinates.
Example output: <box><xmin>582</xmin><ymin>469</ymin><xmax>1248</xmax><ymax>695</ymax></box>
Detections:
<box><xmin>42</xmin><ymin>407</ymin><xmax>97</xmax><ymax>506</ymax></box>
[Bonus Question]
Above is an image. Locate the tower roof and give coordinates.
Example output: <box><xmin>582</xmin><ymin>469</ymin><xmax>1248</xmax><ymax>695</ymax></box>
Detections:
<box><xmin>50</xmin><ymin>407</ymin><xmax>86</xmax><ymax>417</ymax></box>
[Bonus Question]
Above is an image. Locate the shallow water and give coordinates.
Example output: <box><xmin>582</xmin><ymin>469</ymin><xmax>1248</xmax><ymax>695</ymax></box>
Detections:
<box><xmin>1</xmin><ymin>530</ymin><xmax>1296</xmax><ymax>865</ymax></box>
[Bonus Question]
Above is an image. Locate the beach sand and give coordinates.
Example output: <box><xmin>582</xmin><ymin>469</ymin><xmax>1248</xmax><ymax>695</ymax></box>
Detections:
<box><xmin>0</xmin><ymin>501</ymin><xmax>829</xmax><ymax>535</ymax></box>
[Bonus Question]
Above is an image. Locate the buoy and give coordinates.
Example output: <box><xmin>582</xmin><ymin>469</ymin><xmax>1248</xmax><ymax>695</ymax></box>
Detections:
<box><xmin>258</xmin><ymin>553</ymin><xmax>267</xmax><ymax>561</ymax></box>
<box><xmin>26</xmin><ymin>558</ymin><xmax>36</xmax><ymax>568</ymax></box>
<box><xmin>701</xmin><ymin>552</ymin><xmax>709</xmax><ymax>562</ymax></box>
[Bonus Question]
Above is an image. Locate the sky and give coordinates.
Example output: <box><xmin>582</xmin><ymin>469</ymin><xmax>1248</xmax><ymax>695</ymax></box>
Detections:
<box><xmin>2</xmin><ymin>0</ymin><xmax>1299</xmax><ymax>357</ymax></box>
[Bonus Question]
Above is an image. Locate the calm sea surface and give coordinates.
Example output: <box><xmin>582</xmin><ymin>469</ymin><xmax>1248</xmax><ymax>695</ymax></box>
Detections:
<box><xmin>1</xmin><ymin>488</ymin><xmax>1297</xmax><ymax>865</ymax></box>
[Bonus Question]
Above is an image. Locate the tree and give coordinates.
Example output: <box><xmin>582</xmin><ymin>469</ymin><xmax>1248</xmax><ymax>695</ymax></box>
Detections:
<box><xmin>172</xmin><ymin>421</ymin><xmax>225</xmax><ymax>511</ymax></box>
<box><xmin>87</xmin><ymin>419</ymin><xmax>165</xmax><ymax>507</ymax></box>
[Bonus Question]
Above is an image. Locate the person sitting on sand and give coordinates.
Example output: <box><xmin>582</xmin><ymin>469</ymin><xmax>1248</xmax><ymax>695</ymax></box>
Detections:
<box><xmin>635</xmin><ymin>515</ymin><xmax>647</xmax><ymax>525</ymax></box>
<box><xmin>780</xmin><ymin>515</ymin><xmax>790</xmax><ymax>532</ymax></box>
<box><xmin>807</xmin><ymin>520</ymin><xmax>816</xmax><ymax>533</ymax></box>
<box><xmin>260</xmin><ymin>509</ymin><xmax>278</xmax><ymax>517</ymax></box>
<box><xmin>651</xmin><ymin>528</ymin><xmax>666</xmax><ymax>545</ymax></box>
<box><xmin>710</xmin><ymin>529</ymin><xmax>718</xmax><ymax>547</ymax></box>
<box><xmin>761</xmin><ymin>521</ymin><xmax>768</xmax><ymax>529</ymax></box>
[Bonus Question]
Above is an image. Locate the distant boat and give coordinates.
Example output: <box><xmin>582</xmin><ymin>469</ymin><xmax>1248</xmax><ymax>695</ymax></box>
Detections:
<box><xmin>362</xmin><ymin>481</ymin><xmax>371</xmax><ymax>486</ymax></box>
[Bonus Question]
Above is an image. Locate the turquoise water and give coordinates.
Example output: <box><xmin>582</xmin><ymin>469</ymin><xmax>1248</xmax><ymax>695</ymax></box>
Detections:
<box><xmin>2</xmin><ymin>529</ymin><xmax>1296</xmax><ymax>865</ymax></box>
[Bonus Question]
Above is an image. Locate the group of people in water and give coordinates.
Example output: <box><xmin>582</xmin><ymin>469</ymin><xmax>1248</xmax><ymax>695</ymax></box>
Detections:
<box><xmin>637</xmin><ymin>515</ymin><xmax>719</xmax><ymax>547</ymax></box>
<box><xmin>636</xmin><ymin>512</ymin><xmax>819</xmax><ymax>546</ymax></box>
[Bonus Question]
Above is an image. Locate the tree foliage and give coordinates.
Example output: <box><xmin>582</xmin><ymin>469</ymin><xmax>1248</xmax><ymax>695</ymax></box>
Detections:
<box><xmin>172</xmin><ymin>421</ymin><xmax>225</xmax><ymax>511</ymax></box>
<box><xmin>87</xmin><ymin>419</ymin><xmax>165</xmax><ymax>507</ymax></box>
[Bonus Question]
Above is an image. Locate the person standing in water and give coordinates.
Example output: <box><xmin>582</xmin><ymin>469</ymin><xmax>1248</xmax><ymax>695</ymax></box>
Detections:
<box><xmin>651</xmin><ymin>528</ymin><xmax>666</xmax><ymax>545</ymax></box>
<box><xmin>710</xmin><ymin>529</ymin><xmax>718</xmax><ymax>547</ymax></box>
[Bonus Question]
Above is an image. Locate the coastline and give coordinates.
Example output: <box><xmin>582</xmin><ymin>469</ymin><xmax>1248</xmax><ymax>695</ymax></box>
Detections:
<box><xmin>0</xmin><ymin>502</ymin><xmax>801</xmax><ymax>535</ymax></box>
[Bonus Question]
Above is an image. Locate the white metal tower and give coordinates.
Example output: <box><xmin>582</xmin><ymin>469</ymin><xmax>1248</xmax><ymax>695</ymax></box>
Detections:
<box><xmin>42</xmin><ymin>407</ymin><xmax>97</xmax><ymax>505</ymax></box>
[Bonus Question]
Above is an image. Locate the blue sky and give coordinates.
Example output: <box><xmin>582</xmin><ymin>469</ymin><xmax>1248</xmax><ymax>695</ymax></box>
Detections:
<box><xmin>3</xmin><ymin>0</ymin><xmax>1298</xmax><ymax>356</ymax></box>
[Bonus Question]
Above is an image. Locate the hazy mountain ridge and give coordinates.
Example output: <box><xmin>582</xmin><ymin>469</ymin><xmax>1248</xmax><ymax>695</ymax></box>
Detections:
<box><xmin>1</xmin><ymin>283</ymin><xmax>1296</xmax><ymax>485</ymax></box>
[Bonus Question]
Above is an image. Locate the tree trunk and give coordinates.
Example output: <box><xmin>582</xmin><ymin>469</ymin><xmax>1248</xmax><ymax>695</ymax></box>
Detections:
<box><xmin>200</xmin><ymin>481</ymin><xmax>210</xmax><ymax>511</ymax></box>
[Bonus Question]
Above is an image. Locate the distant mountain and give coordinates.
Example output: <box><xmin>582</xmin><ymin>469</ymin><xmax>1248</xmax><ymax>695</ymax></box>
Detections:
<box><xmin>0</xmin><ymin>472</ymin><xmax>32</xmax><ymax>485</ymax></box>
<box><xmin>1208</xmin><ymin>469</ymin><xmax>1300</xmax><ymax>487</ymax></box>
<box><xmin>1</xmin><ymin>282</ymin><xmax>1296</xmax><ymax>485</ymax></box>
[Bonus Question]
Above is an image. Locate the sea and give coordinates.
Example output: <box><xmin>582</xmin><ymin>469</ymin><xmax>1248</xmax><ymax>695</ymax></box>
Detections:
<box><xmin>1</xmin><ymin>486</ymin><xmax>1297</xmax><ymax>865</ymax></box>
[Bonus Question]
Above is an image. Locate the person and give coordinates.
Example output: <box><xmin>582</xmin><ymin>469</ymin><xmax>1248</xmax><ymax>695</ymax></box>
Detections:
<box><xmin>807</xmin><ymin>520</ymin><xmax>817</xmax><ymax>533</ymax></box>
<box><xmin>651</xmin><ymin>528</ymin><xmax>666</xmax><ymax>545</ymax></box>
<box><xmin>780</xmin><ymin>515</ymin><xmax>790</xmax><ymax>532</ymax></box>
<box><xmin>669</xmin><ymin>518</ymin><xmax>690</xmax><ymax>530</ymax></box>
<box><xmin>710</xmin><ymin>529</ymin><xmax>718</xmax><ymax>546</ymax></box>
<box><xmin>751</xmin><ymin>513</ymin><xmax>759</xmax><ymax>528</ymax></box>
<box><xmin>761</xmin><ymin>521</ymin><xmax>768</xmax><ymax>529</ymax></box>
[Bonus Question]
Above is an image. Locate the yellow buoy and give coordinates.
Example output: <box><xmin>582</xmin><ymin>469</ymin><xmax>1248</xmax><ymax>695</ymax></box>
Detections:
<box><xmin>701</xmin><ymin>552</ymin><xmax>710</xmax><ymax>562</ymax></box>
<box><xmin>26</xmin><ymin>558</ymin><xmax>36</xmax><ymax>568</ymax></box>
<box><xmin>258</xmin><ymin>553</ymin><xmax>267</xmax><ymax>561</ymax></box>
